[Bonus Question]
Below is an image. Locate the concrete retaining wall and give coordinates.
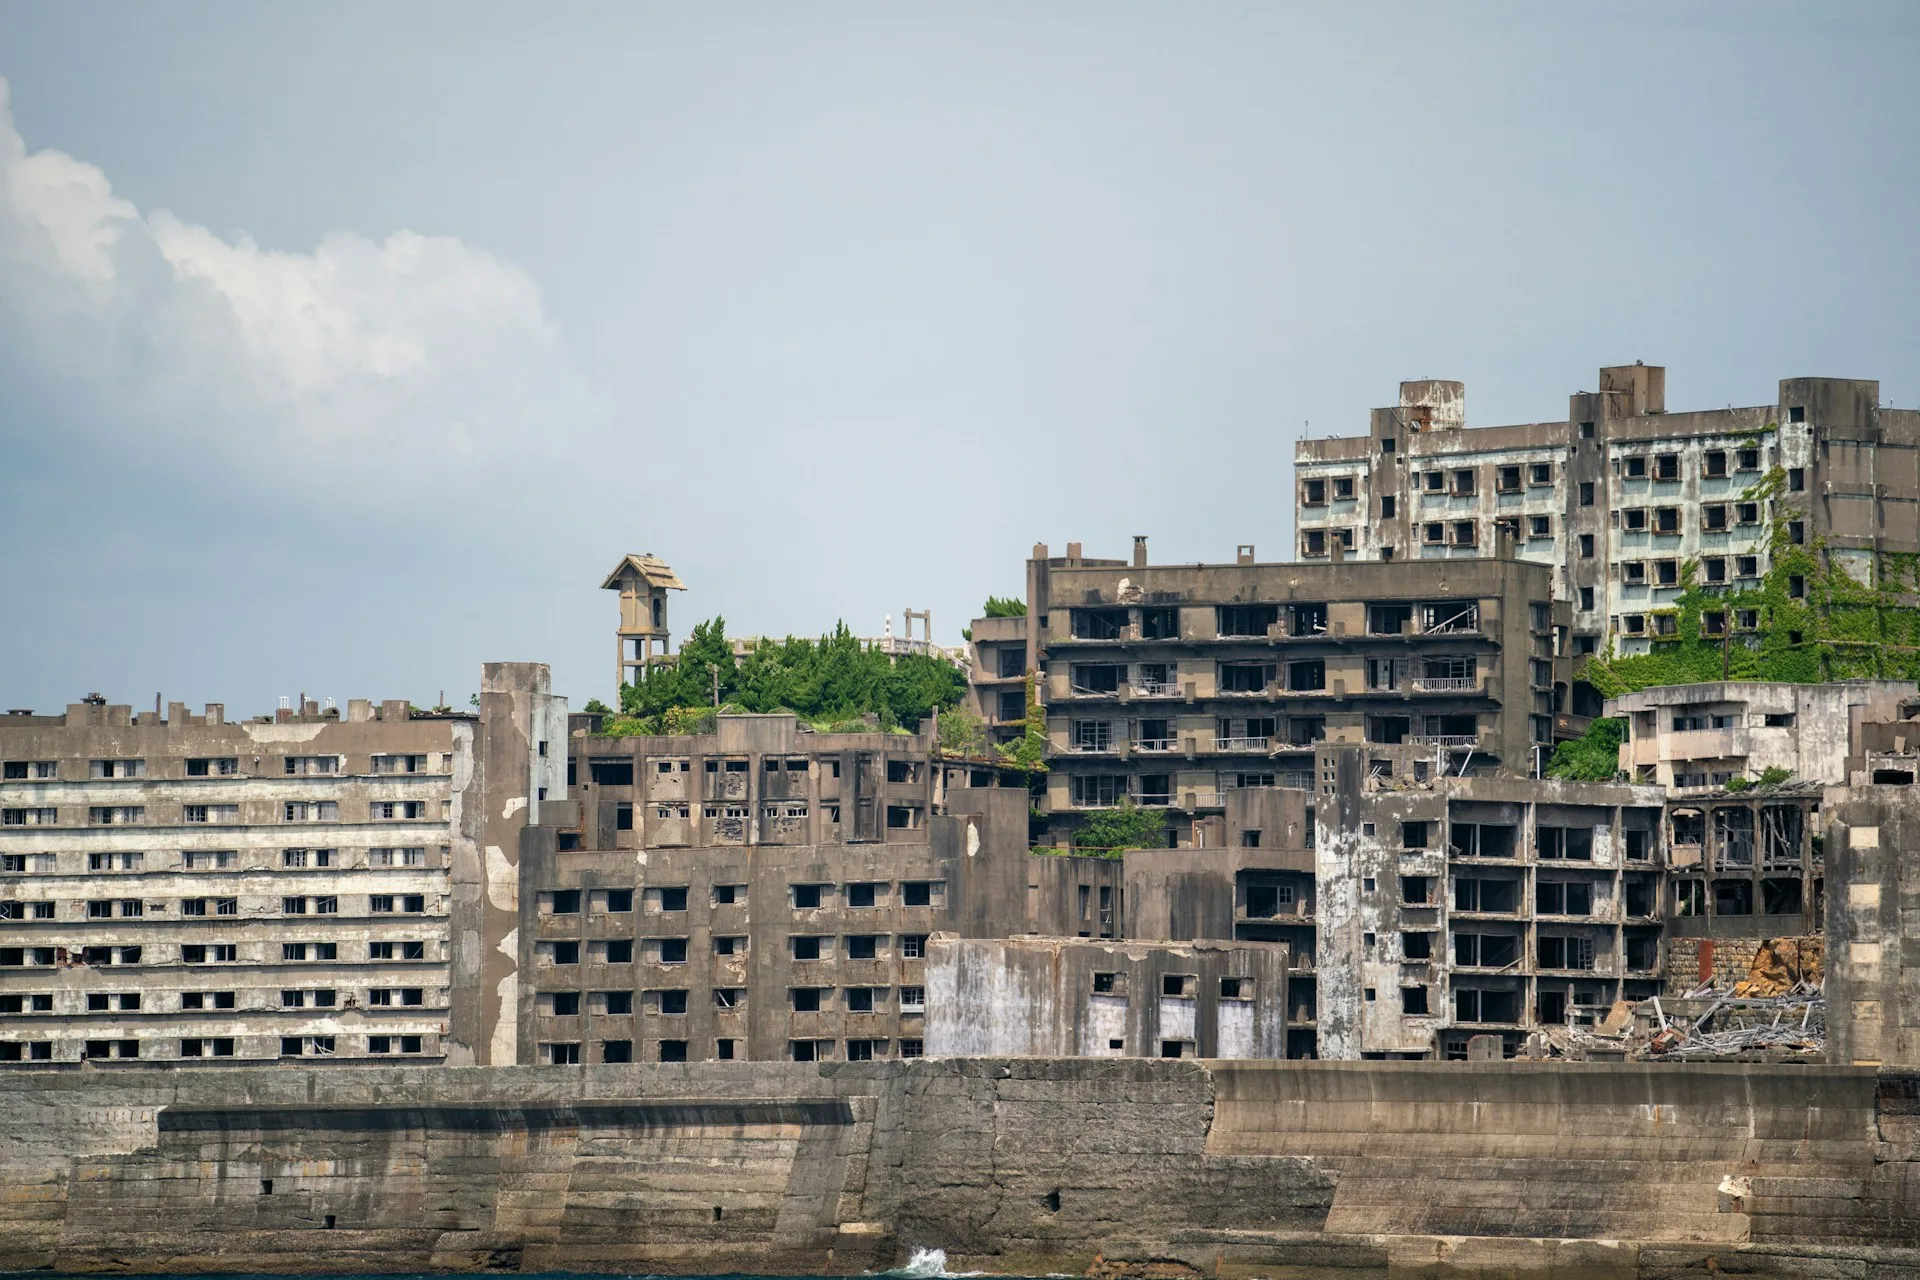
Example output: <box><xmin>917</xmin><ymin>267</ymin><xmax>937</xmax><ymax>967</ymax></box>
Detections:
<box><xmin>2</xmin><ymin>1060</ymin><xmax>1917</xmax><ymax>1278</ymax></box>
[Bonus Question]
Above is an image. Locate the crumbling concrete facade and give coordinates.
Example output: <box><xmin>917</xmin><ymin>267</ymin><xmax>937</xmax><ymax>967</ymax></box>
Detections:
<box><xmin>1295</xmin><ymin>365</ymin><xmax>1920</xmax><ymax>666</ymax></box>
<box><xmin>0</xmin><ymin>668</ymin><xmax>561</xmax><ymax>1068</ymax></box>
<box><xmin>1278</xmin><ymin>760</ymin><xmax>1666</xmax><ymax>1060</ymax></box>
<box><xmin>0</xmin><ymin>697</ymin><xmax>472</xmax><ymax>1065</ymax></box>
<box><xmin>1823</xmin><ymin>786</ymin><xmax>1920</xmax><ymax>1067</ymax></box>
<box><xmin>513</xmin><ymin>715</ymin><xmax>1041</xmax><ymax>1064</ymax></box>
<box><xmin>925</xmin><ymin>936</ymin><xmax>1292</xmax><ymax>1058</ymax></box>
<box><xmin>970</xmin><ymin>537</ymin><xmax>1575</xmax><ymax>851</ymax></box>
<box><xmin>1611</xmin><ymin>679</ymin><xmax>1912</xmax><ymax>791</ymax></box>
<box><xmin>1607</xmin><ymin>680</ymin><xmax>1920</xmax><ymax>974</ymax></box>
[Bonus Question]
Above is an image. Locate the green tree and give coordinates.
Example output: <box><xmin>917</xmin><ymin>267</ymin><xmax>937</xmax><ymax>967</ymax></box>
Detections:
<box><xmin>937</xmin><ymin>703</ymin><xmax>988</xmax><ymax>758</ymax></box>
<box><xmin>983</xmin><ymin>596</ymin><xmax>1027</xmax><ymax>617</ymax></box>
<box><xmin>1074</xmin><ymin>799</ymin><xmax>1166</xmax><ymax>856</ymax></box>
<box><xmin>1545</xmin><ymin>717</ymin><xmax>1626</xmax><ymax>781</ymax></box>
<box><xmin>615</xmin><ymin>615</ymin><xmax>966</xmax><ymax>734</ymax></box>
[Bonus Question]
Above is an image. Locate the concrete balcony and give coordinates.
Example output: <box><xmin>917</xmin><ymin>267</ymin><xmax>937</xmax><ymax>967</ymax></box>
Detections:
<box><xmin>1214</xmin><ymin>736</ymin><xmax>1272</xmax><ymax>753</ymax></box>
<box><xmin>1410</xmin><ymin>674</ymin><xmax>1483</xmax><ymax>694</ymax></box>
<box><xmin>1239</xmin><ymin>901</ymin><xmax>1315</xmax><ymax>923</ymax></box>
<box><xmin>1412</xmin><ymin>733</ymin><xmax>1481</xmax><ymax>750</ymax></box>
<box><xmin>1620</xmin><ymin>727</ymin><xmax>1749</xmax><ymax>767</ymax></box>
<box><xmin>1129</xmin><ymin>681</ymin><xmax>1181</xmax><ymax>699</ymax></box>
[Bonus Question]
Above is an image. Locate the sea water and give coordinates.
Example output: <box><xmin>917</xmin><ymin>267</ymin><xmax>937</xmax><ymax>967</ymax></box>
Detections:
<box><xmin>53</xmin><ymin>1264</ymin><xmax>1013</xmax><ymax>1280</ymax></box>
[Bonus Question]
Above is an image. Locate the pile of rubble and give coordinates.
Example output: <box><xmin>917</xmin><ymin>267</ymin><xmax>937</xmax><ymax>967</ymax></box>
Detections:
<box><xmin>1643</xmin><ymin>986</ymin><xmax>1825</xmax><ymax>1060</ymax></box>
<box><xmin>1527</xmin><ymin>938</ymin><xmax>1828</xmax><ymax>1062</ymax></box>
<box><xmin>1642</xmin><ymin>937</ymin><xmax>1825</xmax><ymax>1061</ymax></box>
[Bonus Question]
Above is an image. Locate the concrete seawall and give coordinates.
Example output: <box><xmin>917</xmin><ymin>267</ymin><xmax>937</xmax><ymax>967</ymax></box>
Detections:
<box><xmin>2</xmin><ymin>1060</ymin><xmax>1917</xmax><ymax>1278</ymax></box>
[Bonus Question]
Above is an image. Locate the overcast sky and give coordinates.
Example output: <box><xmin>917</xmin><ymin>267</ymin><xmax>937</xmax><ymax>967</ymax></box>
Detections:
<box><xmin>1</xmin><ymin>2</ymin><xmax>1915</xmax><ymax>716</ymax></box>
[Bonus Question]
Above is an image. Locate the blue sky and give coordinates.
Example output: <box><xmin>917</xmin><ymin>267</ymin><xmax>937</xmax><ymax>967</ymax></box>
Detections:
<box><xmin>1</xmin><ymin>2</ymin><xmax>1915</xmax><ymax>714</ymax></box>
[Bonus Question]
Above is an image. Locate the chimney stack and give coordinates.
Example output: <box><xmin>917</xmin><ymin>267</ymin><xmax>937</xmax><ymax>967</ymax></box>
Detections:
<box><xmin>1132</xmin><ymin>536</ymin><xmax>1148</xmax><ymax>568</ymax></box>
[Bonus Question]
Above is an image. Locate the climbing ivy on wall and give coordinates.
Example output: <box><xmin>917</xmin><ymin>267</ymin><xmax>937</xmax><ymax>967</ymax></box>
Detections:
<box><xmin>1580</xmin><ymin>462</ymin><xmax>1920</xmax><ymax>699</ymax></box>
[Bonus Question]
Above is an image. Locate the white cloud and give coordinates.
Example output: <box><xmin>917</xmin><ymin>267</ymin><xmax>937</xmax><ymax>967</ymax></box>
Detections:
<box><xmin>0</xmin><ymin>75</ymin><xmax>599</xmax><ymax>483</ymax></box>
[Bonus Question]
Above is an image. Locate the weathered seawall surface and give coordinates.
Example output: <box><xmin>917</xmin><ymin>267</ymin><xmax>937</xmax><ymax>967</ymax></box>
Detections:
<box><xmin>2</xmin><ymin>1059</ymin><xmax>1917</xmax><ymax>1278</ymax></box>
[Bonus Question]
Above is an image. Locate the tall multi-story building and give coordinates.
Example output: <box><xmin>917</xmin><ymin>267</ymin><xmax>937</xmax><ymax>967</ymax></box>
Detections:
<box><xmin>1293</xmin><ymin>365</ymin><xmax>1919</xmax><ymax>668</ymax></box>
<box><xmin>0</xmin><ymin>665</ymin><xmax>564</xmax><ymax>1068</ymax></box>
<box><xmin>1308</xmin><ymin>759</ymin><xmax>1668</xmax><ymax>1060</ymax></box>
<box><xmin>0</xmin><ymin>696</ymin><xmax>469</xmax><ymax>1065</ymax></box>
<box><xmin>516</xmin><ymin>714</ymin><xmax>1042</xmax><ymax>1065</ymax></box>
<box><xmin>969</xmin><ymin>538</ymin><xmax>1574</xmax><ymax>848</ymax></box>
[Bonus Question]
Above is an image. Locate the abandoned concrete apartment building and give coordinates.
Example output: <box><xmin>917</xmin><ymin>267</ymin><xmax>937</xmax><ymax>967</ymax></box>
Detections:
<box><xmin>3</xmin><ymin>531</ymin><xmax>1690</xmax><ymax>1064</ymax></box>
<box><xmin>956</xmin><ymin>535</ymin><xmax>1692</xmax><ymax>1057</ymax></box>
<box><xmin>515</xmin><ymin>716</ymin><xmax>1040</xmax><ymax>1066</ymax></box>
<box><xmin>11</xmin><ymin>466</ymin><xmax>1918</xmax><ymax>1068</ymax></box>
<box><xmin>0</xmin><ymin>693</ymin><xmax>482</xmax><ymax>1065</ymax></box>
<box><xmin>1294</xmin><ymin>364</ymin><xmax>1920</xmax><ymax>668</ymax></box>
<box><xmin>0</xmin><ymin>663</ymin><xmax>567</xmax><ymax>1067</ymax></box>
<box><xmin>968</xmin><ymin>535</ymin><xmax>1580</xmax><ymax>841</ymax></box>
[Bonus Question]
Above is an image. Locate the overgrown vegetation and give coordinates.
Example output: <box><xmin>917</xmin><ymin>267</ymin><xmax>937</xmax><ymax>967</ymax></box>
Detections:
<box><xmin>1554</xmin><ymin>457</ymin><xmax>1920</xmax><ymax>782</ymax></box>
<box><xmin>1728</xmin><ymin>766</ymin><xmax>1795</xmax><ymax>793</ymax></box>
<box><xmin>936</xmin><ymin>703</ymin><xmax>989</xmax><ymax>758</ymax></box>
<box><xmin>996</xmin><ymin>673</ymin><xmax>1048</xmax><ymax>775</ymax></box>
<box><xmin>612</xmin><ymin>617</ymin><xmax>967</xmax><ymax>734</ymax></box>
<box><xmin>581</xmin><ymin>697</ymin><xmax>613</xmax><ymax>715</ymax></box>
<box><xmin>982</xmin><ymin>596</ymin><xmax>1027</xmax><ymax>617</ymax></box>
<box><xmin>1072</xmin><ymin>798</ymin><xmax>1166</xmax><ymax>857</ymax></box>
<box><xmin>1545</xmin><ymin>717</ymin><xmax>1626</xmax><ymax>781</ymax></box>
<box><xmin>1582</xmin><ymin>461</ymin><xmax>1920</xmax><ymax>697</ymax></box>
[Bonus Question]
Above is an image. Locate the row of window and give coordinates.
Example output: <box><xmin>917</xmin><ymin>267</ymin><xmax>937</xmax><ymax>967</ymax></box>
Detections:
<box><xmin>538</xmin><ymin>984</ymin><xmax>927</xmax><ymax>1016</ymax></box>
<box><xmin>1072</xmin><ymin>660</ymin><xmax>1331</xmax><ymax>696</ymax></box>
<box><xmin>1615</xmin><ymin>452</ymin><xmax>1799</xmax><ymax>484</ymax></box>
<box><xmin>1612</xmin><ymin>609</ymin><xmax>1767</xmax><ymax>639</ymax></box>
<box><xmin>535</xmin><ymin>933</ymin><xmax>933</xmax><ymax>965</ymax></box>
<box><xmin>1</xmin><ymin>754</ymin><xmax>445</xmax><ymax>781</ymax></box>
<box><xmin>0</xmin><ymin>1034</ymin><xmax>432</xmax><ymax>1063</ymax></box>
<box><xmin>1612</xmin><ymin>554</ymin><xmax>1770</xmax><ymax>589</ymax></box>
<box><xmin>604</xmin><ymin>801</ymin><xmax>925</xmax><ymax>835</ymax></box>
<box><xmin>1066</xmin><ymin>602</ymin><xmax>1489</xmax><ymax>647</ymax></box>
<box><xmin>1296</xmin><ymin>451</ymin><xmax>1803</xmax><ymax>509</ymax></box>
<box><xmin>1672</xmin><ymin>877</ymin><xmax>1813</xmax><ymax>918</ymax></box>
<box><xmin>537</xmin><ymin>880</ymin><xmax>945</xmax><ymax>915</ymax></box>
<box><xmin>1069</xmin><ymin>771</ymin><xmax>1326</xmax><ymax>808</ymax></box>
<box><xmin>1306</xmin><ymin>461</ymin><xmax>1562</xmax><ymax>506</ymax></box>
<box><xmin>1</xmin><ymin>939</ymin><xmax>431</xmax><ymax>967</ymax></box>
<box><xmin>538</xmin><ymin>1037</ymin><xmax>921</xmax><ymax>1065</ymax></box>
<box><xmin>1577</xmin><ymin>523</ymin><xmax>1804</xmax><ymax>565</ymax></box>
<box><xmin>1</xmin><ymin>893</ymin><xmax>430</xmax><ymax>919</ymax></box>
<box><xmin>0</xmin><ymin>987</ymin><xmax>427</xmax><ymax>1014</ymax></box>
<box><xmin>1617</xmin><ymin>501</ymin><xmax>1766</xmax><ymax>534</ymax></box>
<box><xmin>0</xmin><ymin>801</ymin><xmax>441</xmax><ymax>827</ymax></box>
<box><xmin>1381</xmin><ymin>875</ymin><xmax>1649</xmax><ymax>915</ymax></box>
<box><xmin>584</xmin><ymin>754</ymin><xmax>857</xmax><ymax>784</ymax></box>
<box><xmin>0</xmin><ymin>848</ymin><xmax>435</xmax><ymax>874</ymax></box>
<box><xmin>1303</xmin><ymin>518</ymin><xmax>1554</xmax><ymax>558</ymax></box>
